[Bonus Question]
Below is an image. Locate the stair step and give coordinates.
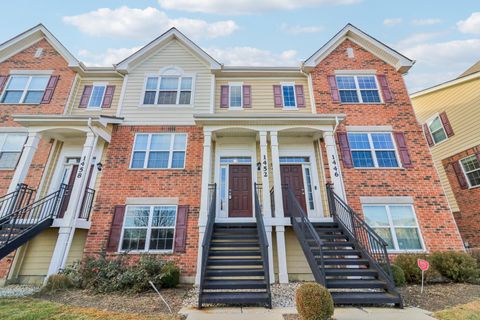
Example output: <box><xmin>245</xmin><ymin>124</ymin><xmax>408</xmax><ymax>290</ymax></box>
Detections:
<box><xmin>325</xmin><ymin>268</ymin><xmax>378</xmax><ymax>277</ymax></box>
<box><xmin>208</xmin><ymin>259</ymin><xmax>262</xmax><ymax>266</ymax></box>
<box><xmin>322</xmin><ymin>258</ymin><xmax>369</xmax><ymax>266</ymax></box>
<box><xmin>213</xmin><ymin>234</ymin><xmax>258</xmax><ymax>240</ymax></box>
<box><xmin>313</xmin><ymin>222</ymin><xmax>339</xmax><ymax>228</ymax></box>
<box><xmin>321</xmin><ymin>241</ymin><xmax>354</xmax><ymax>247</ymax></box>
<box><xmin>214</xmin><ymin>228</ymin><xmax>257</xmax><ymax>234</ymax></box>
<box><xmin>315</xmin><ymin>228</ymin><xmax>343</xmax><ymax>233</ymax></box>
<box><xmin>214</xmin><ymin>223</ymin><xmax>257</xmax><ymax>228</ymax></box>
<box><xmin>204</xmin><ymin>280</ymin><xmax>267</xmax><ymax>290</ymax></box>
<box><xmin>331</xmin><ymin>292</ymin><xmax>401</xmax><ymax>305</ymax></box>
<box><xmin>317</xmin><ymin>234</ymin><xmax>349</xmax><ymax>240</ymax></box>
<box><xmin>320</xmin><ymin>249</ymin><xmax>362</xmax><ymax>256</ymax></box>
<box><xmin>210</xmin><ymin>242</ymin><xmax>260</xmax><ymax>248</ymax></box>
<box><xmin>206</xmin><ymin>268</ymin><xmax>265</xmax><ymax>277</ymax></box>
<box><xmin>326</xmin><ymin>279</ymin><xmax>387</xmax><ymax>289</ymax></box>
<box><xmin>200</xmin><ymin>292</ymin><xmax>270</xmax><ymax>306</ymax></box>
<box><xmin>209</xmin><ymin>250</ymin><xmax>261</xmax><ymax>257</ymax></box>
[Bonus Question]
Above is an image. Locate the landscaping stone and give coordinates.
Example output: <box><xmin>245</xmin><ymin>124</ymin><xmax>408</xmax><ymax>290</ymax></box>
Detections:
<box><xmin>0</xmin><ymin>285</ymin><xmax>40</xmax><ymax>298</ymax></box>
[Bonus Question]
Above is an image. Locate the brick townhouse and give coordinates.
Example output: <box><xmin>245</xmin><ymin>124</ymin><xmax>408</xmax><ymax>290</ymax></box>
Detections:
<box><xmin>0</xmin><ymin>23</ymin><xmax>464</xmax><ymax>307</ymax></box>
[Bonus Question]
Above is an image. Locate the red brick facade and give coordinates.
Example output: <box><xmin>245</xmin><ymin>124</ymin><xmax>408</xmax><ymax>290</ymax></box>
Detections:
<box><xmin>84</xmin><ymin>125</ymin><xmax>203</xmax><ymax>277</ymax></box>
<box><xmin>0</xmin><ymin>38</ymin><xmax>76</xmax><ymax>278</ymax></box>
<box><xmin>442</xmin><ymin>145</ymin><xmax>480</xmax><ymax>248</ymax></box>
<box><xmin>312</xmin><ymin>39</ymin><xmax>464</xmax><ymax>252</ymax></box>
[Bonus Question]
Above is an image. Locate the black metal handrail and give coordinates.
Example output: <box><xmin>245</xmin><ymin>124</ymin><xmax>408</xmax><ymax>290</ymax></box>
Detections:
<box><xmin>3</xmin><ymin>184</ymin><xmax>68</xmax><ymax>245</ymax></box>
<box><xmin>326</xmin><ymin>183</ymin><xmax>396</xmax><ymax>290</ymax></box>
<box><xmin>198</xmin><ymin>183</ymin><xmax>216</xmax><ymax>308</ymax></box>
<box><xmin>0</xmin><ymin>184</ymin><xmax>36</xmax><ymax>220</ymax></box>
<box><xmin>283</xmin><ymin>185</ymin><xmax>326</xmax><ymax>285</ymax></box>
<box><xmin>78</xmin><ymin>187</ymin><xmax>96</xmax><ymax>220</ymax></box>
<box><xmin>254</xmin><ymin>183</ymin><xmax>272</xmax><ymax>308</ymax></box>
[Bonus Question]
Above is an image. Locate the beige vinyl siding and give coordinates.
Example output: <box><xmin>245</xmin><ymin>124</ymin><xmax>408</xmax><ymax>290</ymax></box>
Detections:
<box><xmin>121</xmin><ymin>40</ymin><xmax>212</xmax><ymax>125</ymax></box>
<box><xmin>215</xmin><ymin>77</ymin><xmax>311</xmax><ymax>113</ymax></box>
<box><xmin>66</xmin><ymin>78</ymin><xmax>123</xmax><ymax>116</ymax></box>
<box><xmin>412</xmin><ymin>77</ymin><xmax>480</xmax><ymax>212</ymax></box>
<box><xmin>285</xmin><ymin>228</ymin><xmax>314</xmax><ymax>281</ymax></box>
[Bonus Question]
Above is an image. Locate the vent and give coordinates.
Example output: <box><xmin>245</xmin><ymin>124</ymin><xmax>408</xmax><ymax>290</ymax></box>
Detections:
<box><xmin>34</xmin><ymin>48</ymin><xmax>43</xmax><ymax>58</ymax></box>
<box><xmin>346</xmin><ymin>47</ymin><xmax>354</xmax><ymax>58</ymax></box>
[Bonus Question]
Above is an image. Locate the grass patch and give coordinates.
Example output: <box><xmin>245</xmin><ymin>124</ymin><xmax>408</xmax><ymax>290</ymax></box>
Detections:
<box><xmin>0</xmin><ymin>298</ymin><xmax>181</xmax><ymax>320</ymax></box>
<box><xmin>434</xmin><ymin>299</ymin><xmax>480</xmax><ymax>320</ymax></box>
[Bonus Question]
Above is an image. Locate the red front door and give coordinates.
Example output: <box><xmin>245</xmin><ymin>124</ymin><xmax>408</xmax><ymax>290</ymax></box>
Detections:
<box><xmin>281</xmin><ymin>164</ymin><xmax>307</xmax><ymax>216</ymax></box>
<box><xmin>228</xmin><ymin>165</ymin><xmax>253</xmax><ymax>217</ymax></box>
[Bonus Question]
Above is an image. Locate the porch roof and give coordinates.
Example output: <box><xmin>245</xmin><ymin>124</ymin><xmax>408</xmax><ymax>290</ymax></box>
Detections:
<box><xmin>193</xmin><ymin>113</ymin><xmax>345</xmax><ymax>126</ymax></box>
<box><xmin>12</xmin><ymin>114</ymin><xmax>124</xmax><ymax>128</ymax></box>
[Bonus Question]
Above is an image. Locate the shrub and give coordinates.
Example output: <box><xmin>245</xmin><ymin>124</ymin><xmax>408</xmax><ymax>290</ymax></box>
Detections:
<box><xmin>468</xmin><ymin>248</ymin><xmax>480</xmax><ymax>266</ymax></box>
<box><xmin>160</xmin><ymin>262</ymin><xmax>180</xmax><ymax>288</ymax></box>
<box><xmin>295</xmin><ymin>283</ymin><xmax>334</xmax><ymax>320</ymax></box>
<box><xmin>394</xmin><ymin>254</ymin><xmax>440</xmax><ymax>284</ymax></box>
<box><xmin>391</xmin><ymin>264</ymin><xmax>406</xmax><ymax>287</ymax></box>
<box><xmin>42</xmin><ymin>274</ymin><xmax>74</xmax><ymax>293</ymax></box>
<box><xmin>431</xmin><ymin>251</ymin><xmax>478</xmax><ymax>283</ymax></box>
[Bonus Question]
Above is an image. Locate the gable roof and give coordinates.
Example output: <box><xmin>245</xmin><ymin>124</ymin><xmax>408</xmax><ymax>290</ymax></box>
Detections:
<box><xmin>115</xmin><ymin>28</ymin><xmax>221</xmax><ymax>73</ymax></box>
<box><xmin>302</xmin><ymin>24</ymin><xmax>414</xmax><ymax>74</ymax></box>
<box><xmin>0</xmin><ymin>24</ymin><xmax>79</xmax><ymax>67</ymax></box>
<box><xmin>458</xmin><ymin>59</ymin><xmax>480</xmax><ymax>78</ymax></box>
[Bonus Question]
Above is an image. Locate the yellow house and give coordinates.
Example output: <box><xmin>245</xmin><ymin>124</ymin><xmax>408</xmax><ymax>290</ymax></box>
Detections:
<box><xmin>411</xmin><ymin>61</ymin><xmax>480</xmax><ymax>248</ymax></box>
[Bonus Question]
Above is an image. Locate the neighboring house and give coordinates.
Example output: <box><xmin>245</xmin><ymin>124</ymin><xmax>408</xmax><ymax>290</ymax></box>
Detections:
<box><xmin>0</xmin><ymin>24</ymin><xmax>464</xmax><ymax>307</ymax></box>
<box><xmin>411</xmin><ymin>61</ymin><xmax>480</xmax><ymax>248</ymax></box>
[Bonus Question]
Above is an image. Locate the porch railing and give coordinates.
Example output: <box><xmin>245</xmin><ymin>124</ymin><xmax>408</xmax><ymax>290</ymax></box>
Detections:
<box><xmin>283</xmin><ymin>185</ymin><xmax>326</xmax><ymax>285</ymax></box>
<box><xmin>78</xmin><ymin>187</ymin><xmax>96</xmax><ymax>220</ymax></box>
<box><xmin>198</xmin><ymin>183</ymin><xmax>216</xmax><ymax>308</ymax></box>
<box><xmin>326</xmin><ymin>183</ymin><xmax>396</xmax><ymax>291</ymax></box>
<box><xmin>254</xmin><ymin>183</ymin><xmax>272</xmax><ymax>308</ymax></box>
<box><xmin>0</xmin><ymin>184</ymin><xmax>36</xmax><ymax>221</ymax></box>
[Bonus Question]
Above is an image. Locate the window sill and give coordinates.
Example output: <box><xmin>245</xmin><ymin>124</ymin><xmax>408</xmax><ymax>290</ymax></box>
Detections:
<box><xmin>352</xmin><ymin>167</ymin><xmax>403</xmax><ymax>170</ymax></box>
<box><xmin>228</xmin><ymin>107</ymin><xmax>244</xmax><ymax>110</ymax></box>
<box><xmin>387</xmin><ymin>249</ymin><xmax>426</xmax><ymax>254</ymax></box>
<box><xmin>282</xmin><ymin>107</ymin><xmax>298</xmax><ymax>110</ymax></box>
<box><xmin>0</xmin><ymin>103</ymin><xmax>41</xmax><ymax>106</ymax></box>
<box><xmin>430</xmin><ymin>138</ymin><xmax>449</xmax><ymax>148</ymax></box>
<box><xmin>139</xmin><ymin>104</ymin><xmax>193</xmax><ymax>108</ymax></box>
<box><xmin>0</xmin><ymin>168</ymin><xmax>16</xmax><ymax>171</ymax></box>
<box><xmin>340</xmin><ymin>102</ymin><xmax>385</xmax><ymax>105</ymax></box>
<box><xmin>468</xmin><ymin>184</ymin><xmax>480</xmax><ymax>190</ymax></box>
<box><xmin>128</xmin><ymin>168</ymin><xmax>186</xmax><ymax>171</ymax></box>
<box><xmin>118</xmin><ymin>250</ymin><xmax>174</xmax><ymax>254</ymax></box>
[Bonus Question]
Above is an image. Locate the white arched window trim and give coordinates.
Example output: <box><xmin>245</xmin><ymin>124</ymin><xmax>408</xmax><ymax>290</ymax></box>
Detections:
<box><xmin>141</xmin><ymin>66</ymin><xmax>196</xmax><ymax>106</ymax></box>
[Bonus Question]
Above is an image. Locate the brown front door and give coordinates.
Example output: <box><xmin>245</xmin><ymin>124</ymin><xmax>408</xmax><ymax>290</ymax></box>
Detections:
<box><xmin>281</xmin><ymin>164</ymin><xmax>307</xmax><ymax>215</ymax></box>
<box><xmin>228</xmin><ymin>165</ymin><xmax>253</xmax><ymax>217</ymax></box>
<box><xmin>57</xmin><ymin>164</ymin><xmax>78</xmax><ymax>218</ymax></box>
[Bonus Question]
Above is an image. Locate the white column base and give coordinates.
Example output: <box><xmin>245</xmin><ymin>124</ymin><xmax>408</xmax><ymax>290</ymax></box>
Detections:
<box><xmin>266</xmin><ymin>227</ymin><xmax>275</xmax><ymax>284</ymax></box>
<box><xmin>194</xmin><ymin>227</ymin><xmax>205</xmax><ymax>286</ymax></box>
<box><xmin>275</xmin><ymin>226</ymin><xmax>289</xmax><ymax>284</ymax></box>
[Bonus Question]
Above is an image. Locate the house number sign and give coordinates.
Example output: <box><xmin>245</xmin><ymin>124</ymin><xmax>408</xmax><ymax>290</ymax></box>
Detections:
<box><xmin>77</xmin><ymin>155</ymin><xmax>87</xmax><ymax>179</ymax></box>
<box><xmin>262</xmin><ymin>155</ymin><xmax>268</xmax><ymax>178</ymax></box>
<box><xmin>331</xmin><ymin>155</ymin><xmax>340</xmax><ymax>177</ymax></box>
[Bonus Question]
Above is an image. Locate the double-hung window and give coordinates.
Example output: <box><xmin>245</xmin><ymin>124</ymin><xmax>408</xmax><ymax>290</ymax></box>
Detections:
<box><xmin>282</xmin><ymin>84</ymin><xmax>296</xmax><ymax>108</ymax></box>
<box><xmin>0</xmin><ymin>133</ymin><xmax>27</xmax><ymax>169</ymax></box>
<box><xmin>131</xmin><ymin>133</ymin><xmax>187</xmax><ymax>169</ymax></box>
<box><xmin>229</xmin><ymin>83</ymin><xmax>242</xmax><ymax>108</ymax></box>
<box><xmin>1</xmin><ymin>75</ymin><xmax>49</xmax><ymax>104</ymax></box>
<box><xmin>427</xmin><ymin>115</ymin><xmax>447</xmax><ymax>144</ymax></box>
<box><xmin>363</xmin><ymin>204</ymin><xmax>423</xmax><ymax>251</ymax></box>
<box><xmin>348</xmin><ymin>133</ymin><xmax>399</xmax><ymax>168</ymax></box>
<box><xmin>336</xmin><ymin>75</ymin><xmax>381</xmax><ymax>103</ymax></box>
<box><xmin>88</xmin><ymin>84</ymin><xmax>106</xmax><ymax>108</ymax></box>
<box><xmin>143</xmin><ymin>76</ymin><xmax>192</xmax><ymax>105</ymax></box>
<box><xmin>460</xmin><ymin>155</ymin><xmax>480</xmax><ymax>188</ymax></box>
<box><xmin>120</xmin><ymin>205</ymin><xmax>177</xmax><ymax>252</ymax></box>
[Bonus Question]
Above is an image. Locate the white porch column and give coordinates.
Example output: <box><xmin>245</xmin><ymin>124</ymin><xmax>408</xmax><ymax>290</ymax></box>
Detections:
<box><xmin>195</xmin><ymin>130</ymin><xmax>213</xmax><ymax>285</ymax></box>
<box><xmin>276</xmin><ymin>226</ymin><xmax>289</xmax><ymax>283</ymax></box>
<box><xmin>47</xmin><ymin>132</ymin><xmax>97</xmax><ymax>276</ymax></box>
<box><xmin>270</xmin><ymin>131</ymin><xmax>284</xmax><ymax>218</ymax></box>
<box><xmin>323</xmin><ymin>131</ymin><xmax>346</xmax><ymax>200</ymax></box>
<box><xmin>259</xmin><ymin>131</ymin><xmax>271</xmax><ymax>217</ymax></box>
<box><xmin>266</xmin><ymin>226</ymin><xmax>275</xmax><ymax>283</ymax></box>
<box><xmin>7</xmin><ymin>132</ymin><xmax>41</xmax><ymax>193</ymax></box>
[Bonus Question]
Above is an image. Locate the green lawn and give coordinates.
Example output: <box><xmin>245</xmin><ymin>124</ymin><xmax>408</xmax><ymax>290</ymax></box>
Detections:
<box><xmin>0</xmin><ymin>298</ymin><xmax>181</xmax><ymax>320</ymax></box>
<box><xmin>434</xmin><ymin>299</ymin><xmax>480</xmax><ymax>320</ymax></box>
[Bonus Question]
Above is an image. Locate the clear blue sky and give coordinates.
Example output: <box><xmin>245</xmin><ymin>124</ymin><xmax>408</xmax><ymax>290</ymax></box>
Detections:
<box><xmin>1</xmin><ymin>0</ymin><xmax>479</xmax><ymax>92</ymax></box>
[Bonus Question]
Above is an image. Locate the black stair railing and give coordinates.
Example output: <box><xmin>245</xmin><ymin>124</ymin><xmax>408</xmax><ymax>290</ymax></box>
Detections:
<box><xmin>283</xmin><ymin>185</ymin><xmax>326</xmax><ymax>286</ymax></box>
<box><xmin>254</xmin><ymin>183</ymin><xmax>272</xmax><ymax>308</ymax></box>
<box><xmin>0</xmin><ymin>184</ymin><xmax>36</xmax><ymax>220</ymax></box>
<box><xmin>198</xmin><ymin>183</ymin><xmax>217</xmax><ymax>309</ymax></box>
<box><xmin>78</xmin><ymin>187</ymin><xmax>96</xmax><ymax>220</ymax></box>
<box><xmin>326</xmin><ymin>183</ymin><xmax>397</xmax><ymax>291</ymax></box>
<box><xmin>3</xmin><ymin>184</ymin><xmax>68</xmax><ymax>245</ymax></box>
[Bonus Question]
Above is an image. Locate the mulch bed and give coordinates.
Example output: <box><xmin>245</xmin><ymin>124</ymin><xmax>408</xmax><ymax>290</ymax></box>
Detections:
<box><xmin>34</xmin><ymin>285</ymin><xmax>192</xmax><ymax>316</ymax></box>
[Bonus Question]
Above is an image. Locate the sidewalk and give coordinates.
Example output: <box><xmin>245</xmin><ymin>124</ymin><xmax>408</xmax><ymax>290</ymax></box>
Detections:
<box><xmin>180</xmin><ymin>306</ymin><xmax>436</xmax><ymax>320</ymax></box>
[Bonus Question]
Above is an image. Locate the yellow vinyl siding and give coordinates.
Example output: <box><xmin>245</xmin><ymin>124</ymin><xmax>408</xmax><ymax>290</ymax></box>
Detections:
<box><xmin>285</xmin><ymin>228</ymin><xmax>314</xmax><ymax>281</ymax></box>
<box><xmin>412</xmin><ymin>77</ymin><xmax>480</xmax><ymax>212</ymax></box>
<box><xmin>215</xmin><ymin>77</ymin><xmax>311</xmax><ymax>113</ymax></box>
<box><xmin>121</xmin><ymin>40</ymin><xmax>212</xmax><ymax>124</ymax></box>
<box><xmin>67</xmin><ymin>78</ymin><xmax>123</xmax><ymax>116</ymax></box>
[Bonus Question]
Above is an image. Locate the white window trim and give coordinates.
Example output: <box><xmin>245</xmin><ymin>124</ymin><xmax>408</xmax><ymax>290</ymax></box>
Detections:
<box><xmin>362</xmin><ymin>203</ymin><xmax>426</xmax><ymax>253</ymax></box>
<box><xmin>336</xmin><ymin>75</ymin><xmax>383</xmax><ymax>104</ymax></box>
<box><xmin>348</xmin><ymin>132</ymin><xmax>401</xmax><ymax>169</ymax></box>
<box><xmin>0</xmin><ymin>133</ymin><xmax>27</xmax><ymax>170</ymax></box>
<box><xmin>426</xmin><ymin>114</ymin><xmax>448</xmax><ymax>146</ymax></box>
<box><xmin>0</xmin><ymin>75</ymin><xmax>50</xmax><ymax>105</ymax></box>
<box><xmin>87</xmin><ymin>82</ymin><xmax>107</xmax><ymax>109</ymax></box>
<box><xmin>129</xmin><ymin>133</ymin><xmax>188</xmax><ymax>170</ymax></box>
<box><xmin>140</xmin><ymin>71</ymin><xmax>195</xmax><ymax>107</ymax></box>
<box><xmin>460</xmin><ymin>154</ymin><xmax>480</xmax><ymax>189</ymax></box>
<box><xmin>119</xmin><ymin>204</ymin><xmax>178</xmax><ymax>253</ymax></box>
<box><xmin>281</xmin><ymin>82</ymin><xmax>297</xmax><ymax>109</ymax></box>
<box><xmin>228</xmin><ymin>82</ymin><xmax>243</xmax><ymax>109</ymax></box>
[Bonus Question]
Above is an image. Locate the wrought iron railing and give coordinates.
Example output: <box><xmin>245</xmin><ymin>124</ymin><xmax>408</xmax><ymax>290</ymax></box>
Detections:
<box><xmin>78</xmin><ymin>187</ymin><xmax>96</xmax><ymax>220</ymax></box>
<box><xmin>2</xmin><ymin>184</ymin><xmax>68</xmax><ymax>245</ymax></box>
<box><xmin>0</xmin><ymin>184</ymin><xmax>36</xmax><ymax>220</ymax></box>
<box><xmin>198</xmin><ymin>183</ymin><xmax>216</xmax><ymax>309</ymax></box>
<box><xmin>254</xmin><ymin>183</ymin><xmax>272</xmax><ymax>308</ymax></box>
<box><xmin>283</xmin><ymin>185</ymin><xmax>326</xmax><ymax>285</ymax></box>
<box><xmin>326</xmin><ymin>183</ymin><xmax>396</xmax><ymax>291</ymax></box>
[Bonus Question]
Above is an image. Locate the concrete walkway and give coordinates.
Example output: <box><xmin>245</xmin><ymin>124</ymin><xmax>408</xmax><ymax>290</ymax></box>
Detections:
<box><xmin>180</xmin><ymin>306</ymin><xmax>436</xmax><ymax>320</ymax></box>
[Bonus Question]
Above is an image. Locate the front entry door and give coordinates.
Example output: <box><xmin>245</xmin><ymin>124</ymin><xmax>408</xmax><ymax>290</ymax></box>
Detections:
<box><xmin>228</xmin><ymin>165</ymin><xmax>252</xmax><ymax>217</ymax></box>
<box><xmin>57</xmin><ymin>164</ymin><xmax>78</xmax><ymax>218</ymax></box>
<box><xmin>281</xmin><ymin>164</ymin><xmax>307</xmax><ymax>216</ymax></box>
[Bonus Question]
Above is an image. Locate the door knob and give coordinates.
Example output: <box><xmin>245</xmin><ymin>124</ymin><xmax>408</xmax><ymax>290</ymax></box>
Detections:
<box><xmin>228</xmin><ymin>189</ymin><xmax>232</xmax><ymax>199</ymax></box>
